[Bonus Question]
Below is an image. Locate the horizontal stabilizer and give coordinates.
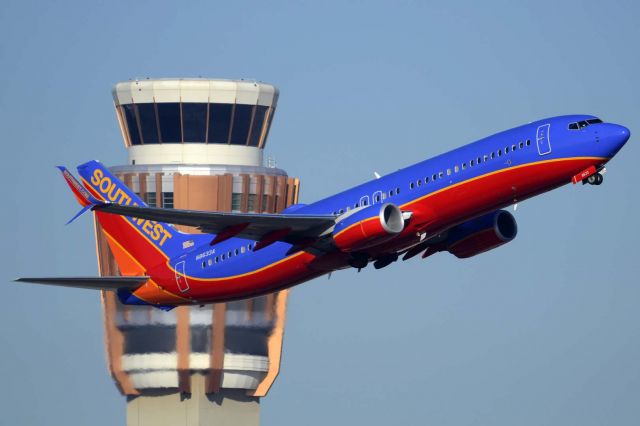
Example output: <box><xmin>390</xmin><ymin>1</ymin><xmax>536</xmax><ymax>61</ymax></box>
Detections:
<box><xmin>14</xmin><ymin>276</ymin><xmax>149</xmax><ymax>291</ymax></box>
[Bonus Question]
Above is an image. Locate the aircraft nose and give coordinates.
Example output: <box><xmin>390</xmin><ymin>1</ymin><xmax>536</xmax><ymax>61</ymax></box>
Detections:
<box><xmin>600</xmin><ymin>123</ymin><xmax>630</xmax><ymax>157</ymax></box>
<box><xmin>610</xmin><ymin>124</ymin><xmax>631</xmax><ymax>148</ymax></box>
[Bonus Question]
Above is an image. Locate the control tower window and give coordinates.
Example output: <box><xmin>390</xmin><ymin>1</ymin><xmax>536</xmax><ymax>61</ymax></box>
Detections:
<box><xmin>248</xmin><ymin>105</ymin><xmax>268</xmax><ymax>147</ymax></box>
<box><xmin>208</xmin><ymin>103</ymin><xmax>233</xmax><ymax>144</ymax></box>
<box><xmin>231</xmin><ymin>193</ymin><xmax>242</xmax><ymax>211</ymax></box>
<box><xmin>157</xmin><ymin>103</ymin><xmax>182</xmax><ymax>143</ymax></box>
<box><xmin>122</xmin><ymin>104</ymin><xmax>141</xmax><ymax>145</ymax></box>
<box><xmin>146</xmin><ymin>192</ymin><xmax>157</xmax><ymax>207</ymax></box>
<box><xmin>230</xmin><ymin>104</ymin><xmax>254</xmax><ymax>145</ymax></box>
<box><xmin>137</xmin><ymin>104</ymin><xmax>160</xmax><ymax>144</ymax></box>
<box><xmin>262</xmin><ymin>108</ymin><xmax>275</xmax><ymax>148</ymax></box>
<box><xmin>182</xmin><ymin>103</ymin><xmax>207</xmax><ymax>142</ymax></box>
<box><xmin>162</xmin><ymin>192</ymin><xmax>174</xmax><ymax>208</ymax></box>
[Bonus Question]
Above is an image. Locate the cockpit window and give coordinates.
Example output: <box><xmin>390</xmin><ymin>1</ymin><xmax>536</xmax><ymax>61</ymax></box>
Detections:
<box><xmin>568</xmin><ymin>118</ymin><xmax>603</xmax><ymax>130</ymax></box>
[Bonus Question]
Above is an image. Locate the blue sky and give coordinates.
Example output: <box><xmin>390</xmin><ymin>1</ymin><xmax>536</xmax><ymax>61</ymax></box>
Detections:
<box><xmin>2</xmin><ymin>0</ymin><xmax>639</xmax><ymax>424</ymax></box>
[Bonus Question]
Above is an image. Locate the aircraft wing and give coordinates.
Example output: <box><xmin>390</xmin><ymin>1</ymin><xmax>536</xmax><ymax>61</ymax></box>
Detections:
<box><xmin>92</xmin><ymin>203</ymin><xmax>336</xmax><ymax>246</ymax></box>
<box><xmin>14</xmin><ymin>276</ymin><xmax>149</xmax><ymax>291</ymax></box>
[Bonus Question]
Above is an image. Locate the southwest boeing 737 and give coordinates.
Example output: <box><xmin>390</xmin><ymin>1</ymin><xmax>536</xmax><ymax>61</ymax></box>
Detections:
<box><xmin>16</xmin><ymin>115</ymin><xmax>630</xmax><ymax>310</ymax></box>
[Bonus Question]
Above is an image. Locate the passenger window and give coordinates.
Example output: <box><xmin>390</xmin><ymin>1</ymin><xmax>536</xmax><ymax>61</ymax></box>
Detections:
<box><xmin>416</xmin><ymin>180</ymin><xmax>421</xmax><ymax>187</ymax></box>
<box><xmin>519</xmin><ymin>142</ymin><xmax>524</xmax><ymax>149</ymax></box>
<box><xmin>462</xmin><ymin>163</ymin><xmax>467</xmax><ymax>170</ymax></box>
<box><xmin>498</xmin><ymin>149</ymin><xmax>502</xmax><ymax>156</ymax></box>
<box><xmin>454</xmin><ymin>165</ymin><xmax>459</xmax><ymax>173</ymax></box>
<box><xmin>234</xmin><ymin>249</ymin><xmax>239</xmax><ymax>256</ymax></box>
<box><xmin>447</xmin><ymin>169</ymin><xmax>451</xmax><ymax>176</ymax></box>
<box><xmin>526</xmin><ymin>139</ymin><xmax>531</xmax><ymax>146</ymax></box>
<box><xmin>505</xmin><ymin>146</ymin><xmax>510</xmax><ymax>153</ymax></box>
<box><xmin>470</xmin><ymin>159</ymin><xmax>475</xmax><ymax>166</ymax></box>
<box><xmin>396</xmin><ymin>188</ymin><xmax>400</xmax><ymax>195</ymax></box>
<box><xmin>241</xmin><ymin>246</ymin><xmax>246</xmax><ymax>254</ymax></box>
<box><xmin>425</xmin><ymin>176</ymin><xmax>429</xmax><ymax>183</ymax></box>
<box><xmin>439</xmin><ymin>171</ymin><xmax>444</xmax><ymax>178</ymax></box>
<box><xmin>410</xmin><ymin>182</ymin><xmax>414</xmax><ymax>189</ymax></box>
<box><xmin>512</xmin><ymin>144</ymin><xmax>516</xmax><ymax>151</ymax></box>
<box><xmin>432</xmin><ymin>173</ymin><xmax>437</xmax><ymax>181</ymax></box>
<box><xmin>202</xmin><ymin>261</ymin><xmax>206</xmax><ymax>268</ymax></box>
<box><xmin>483</xmin><ymin>155</ymin><xmax>488</xmax><ymax>162</ymax></box>
<box><xmin>227</xmin><ymin>251</ymin><xmax>232</xmax><ymax>258</ymax></box>
<box><xmin>222</xmin><ymin>254</ymin><xmax>226</xmax><ymax>260</ymax></box>
<box><xmin>477</xmin><ymin>157</ymin><xmax>482</xmax><ymax>164</ymax></box>
<box><xmin>490</xmin><ymin>152</ymin><xmax>495</xmax><ymax>159</ymax></box>
<box><xmin>215</xmin><ymin>256</ymin><xmax>219</xmax><ymax>263</ymax></box>
<box><xmin>388</xmin><ymin>190</ymin><xmax>393</xmax><ymax>197</ymax></box>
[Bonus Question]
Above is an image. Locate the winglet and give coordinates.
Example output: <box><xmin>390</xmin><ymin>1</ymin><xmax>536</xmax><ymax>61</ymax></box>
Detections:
<box><xmin>57</xmin><ymin>166</ymin><xmax>104</xmax><ymax>224</ymax></box>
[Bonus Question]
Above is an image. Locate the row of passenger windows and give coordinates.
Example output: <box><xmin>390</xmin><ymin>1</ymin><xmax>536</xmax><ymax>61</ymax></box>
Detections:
<box><xmin>568</xmin><ymin>118</ymin><xmax>603</xmax><ymax>130</ymax></box>
<box><xmin>200</xmin><ymin>242</ymin><xmax>257</xmax><ymax>268</ymax></box>
<box><xmin>331</xmin><ymin>187</ymin><xmax>400</xmax><ymax>215</ymax></box>
<box><xmin>408</xmin><ymin>139</ymin><xmax>532</xmax><ymax>190</ymax></box>
<box><xmin>332</xmin><ymin>138</ymin><xmax>533</xmax><ymax>216</ymax></box>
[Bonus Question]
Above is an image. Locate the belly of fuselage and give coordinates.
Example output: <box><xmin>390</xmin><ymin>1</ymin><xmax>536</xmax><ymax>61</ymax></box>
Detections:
<box><xmin>369</xmin><ymin>156</ymin><xmax>604</xmax><ymax>256</ymax></box>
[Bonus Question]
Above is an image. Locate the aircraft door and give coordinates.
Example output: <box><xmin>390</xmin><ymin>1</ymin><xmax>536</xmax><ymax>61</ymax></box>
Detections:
<box><xmin>174</xmin><ymin>260</ymin><xmax>190</xmax><ymax>293</ymax></box>
<box><xmin>536</xmin><ymin>124</ymin><xmax>552</xmax><ymax>155</ymax></box>
<box><xmin>372</xmin><ymin>191</ymin><xmax>383</xmax><ymax>204</ymax></box>
<box><xmin>359</xmin><ymin>195</ymin><xmax>370</xmax><ymax>207</ymax></box>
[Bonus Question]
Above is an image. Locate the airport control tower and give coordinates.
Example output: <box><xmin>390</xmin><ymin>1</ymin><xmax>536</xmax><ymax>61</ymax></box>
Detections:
<box><xmin>95</xmin><ymin>79</ymin><xmax>299</xmax><ymax>426</ymax></box>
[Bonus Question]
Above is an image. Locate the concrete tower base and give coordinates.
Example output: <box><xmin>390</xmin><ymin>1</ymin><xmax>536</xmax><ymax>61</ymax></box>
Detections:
<box><xmin>127</xmin><ymin>376</ymin><xmax>260</xmax><ymax>426</ymax></box>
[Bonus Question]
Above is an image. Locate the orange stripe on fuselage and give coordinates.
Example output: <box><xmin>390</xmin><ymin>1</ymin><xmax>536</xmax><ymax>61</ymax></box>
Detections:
<box><xmin>133</xmin><ymin>279</ymin><xmax>191</xmax><ymax>304</ymax></box>
<box><xmin>102</xmin><ymin>228</ymin><xmax>146</xmax><ymax>276</ymax></box>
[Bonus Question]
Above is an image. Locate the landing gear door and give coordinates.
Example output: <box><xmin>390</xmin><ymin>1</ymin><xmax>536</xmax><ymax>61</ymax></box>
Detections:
<box><xmin>175</xmin><ymin>260</ymin><xmax>190</xmax><ymax>293</ymax></box>
<box><xmin>536</xmin><ymin>124</ymin><xmax>552</xmax><ymax>155</ymax></box>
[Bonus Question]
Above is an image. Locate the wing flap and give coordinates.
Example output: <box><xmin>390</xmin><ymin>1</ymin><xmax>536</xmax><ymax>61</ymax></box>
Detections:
<box><xmin>14</xmin><ymin>276</ymin><xmax>149</xmax><ymax>291</ymax></box>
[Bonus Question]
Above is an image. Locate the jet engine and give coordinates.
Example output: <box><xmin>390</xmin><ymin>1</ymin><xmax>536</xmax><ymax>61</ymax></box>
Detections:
<box><xmin>333</xmin><ymin>203</ymin><xmax>405</xmax><ymax>252</ymax></box>
<box><xmin>443</xmin><ymin>210</ymin><xmax>517</xmax><ymax>258</ymax></box>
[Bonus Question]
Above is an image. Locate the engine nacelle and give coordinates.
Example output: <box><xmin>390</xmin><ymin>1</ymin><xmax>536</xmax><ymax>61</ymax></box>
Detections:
<box><xmin>333</xmin><ymin>203</ymin><xmax>405</xmax><ymax>252</ymax></box>
<box><xmin>444</xmin><ymin>210</ymin><xmax>517</xmax><ymax>258</ymax></box>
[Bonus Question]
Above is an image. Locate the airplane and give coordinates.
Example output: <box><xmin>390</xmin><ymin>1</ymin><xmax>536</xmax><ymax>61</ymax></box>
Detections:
<box><xmin>16</xmin><ymin>115</ymin><xmax>630</xmax><ymax>310</ymax></box>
